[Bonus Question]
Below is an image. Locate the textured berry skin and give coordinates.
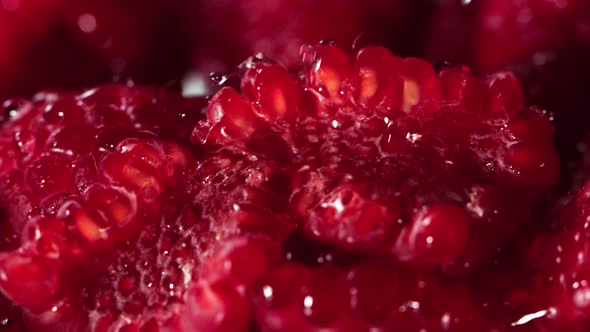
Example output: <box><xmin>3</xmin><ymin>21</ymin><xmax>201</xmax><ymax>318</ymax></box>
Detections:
<box><xmin>0</xmin><ymin>84</ymin><xmax>208</xmax><ymax>331</ymax></box>
<box><xmin>0</xmin><ymin>215</ymin><xmax>26</xmax><ymax>331</ymax></box>
<box><xmin>0</xmin><ymin>0</ymin><xmax>192</xmax><ymax>101</ymax></box>
<box><xmin>0</xmin><ymin>45</ymin><xmax>561</xmax><ymax>331</ymax></box>
<box><xmin>524</xmin><ymin>179</ymin><xmax>590</xmax><ymax>331</ymax></box>
<box><xmin>428</xmin><ymin>0</ymin><xmax>590</xmax><ymax>73</ymax></box>
<box><xmin>196</xmin><ymin>45</ymin><xmax>558</xmax><ymax>275</ymax></box>
<box><xmin>250</xmin><ymin>259</ymin><xmax>493</xmax><ymax>331</ymax></box>
<box><xmin>426</xmin><ymin>0</ymin><xmax>590</xmax><ymax>180</ymax></box>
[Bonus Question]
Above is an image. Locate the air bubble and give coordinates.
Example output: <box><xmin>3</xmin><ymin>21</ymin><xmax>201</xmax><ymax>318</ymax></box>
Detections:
<box><xmin>238</xmin><ymin>53</ymin><xmax>277</xmax><ymax>70</ymax></box>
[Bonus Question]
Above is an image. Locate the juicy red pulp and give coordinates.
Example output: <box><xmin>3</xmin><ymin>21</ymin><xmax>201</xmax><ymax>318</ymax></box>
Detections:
<box><xmin>523</xmin><ymin>177</ymin><xmax>590</xmax><ymax>331</ymax></box>
<box><xmin>187</xmin><ymin>44</ymin><xmax>558</xmax><ymax>331</ymax></box>
<box><xmin>0</xmin><ymin>85</ymin><xmax>208</xmax><ymax>331</ymax></box>
<box><xmin>0</xmin><ymin>45</ymin><xmax>561</xmax><ymax>331</ymax></box>
<box><xmin>426</xmin><ymin>0</ymin><xmax>590</xmax><ymax>193</ymax></box>
<box><xmin>0</xmin><ymin>211</ymin><xmax>24</xmax><ymax>332</ymax></box>
<box><xmin>197</xmin><ymin>45</ymin><xmax>558</xmax><ymax>274</ymax></box>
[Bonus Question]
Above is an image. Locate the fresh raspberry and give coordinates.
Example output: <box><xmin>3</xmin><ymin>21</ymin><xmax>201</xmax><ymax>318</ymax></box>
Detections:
<box><xmin>192</xmin><ymin>233</ymin><xmax>535</xmax><ymax>332</ymax></box>
<box><xmin>525</xmin><ymin>179</ymin><xmax>590</xmax><ymax>331</ymax></box>
<box><xmin>474</xmin><ymin>0</ymin><xmax>589</xmax><ymax>73</ymax></box>
<box><xmin>250</xmin><ymin>259</ymin><xmax>494</xmax><ymax>331</ymax></box>
<box><xmin>0</xmin><ymin>84</ymin><xmax>209</xmax><ymax>331</ymax></box>
<box><xmin>0</xmin><ymin>214</ymin><xmax>26</xmax><ymax>331</ymax></box>
<box><xmin>157</xmin><ymin>245</ymin><xmax>543</xmax><ymax>332</ymax></box>
<box><xmin>0</xmin><ymin>45</ymin><xmax>560</xmax><ymax>331</ymax></box>
<box><xmin>428</xmin><ymin>0</ymin><xmax>590</xmax><ymax>73</ymax></box>
<box><xmin>196</xmin><ymin>45</ymin><xmax>558</xmax><ymax>275</ymax></box>
<box><xmin>426</xmin><ymin>0</ymin><xmax>590</xmax><ymax>169</ymax></box>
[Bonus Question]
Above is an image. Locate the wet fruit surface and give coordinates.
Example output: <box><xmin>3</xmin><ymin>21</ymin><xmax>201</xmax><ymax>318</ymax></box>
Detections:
<box><xmin>0</xmin><ymin>43</ymin><xmax>566</xmax><ymax>331</ymax></box>
<box><xmin>426</xmin><ymin>0</ymin><xmax>590</xmax><ymax>189</ymax></box>
<box><xmin>524</xmin><ymin>178</ymin><xmax>590</xmax><ymax>331</ymax></box>
<box><xmin>0</xmin><ymin>84</ymin><xmax>208</xmax><ymax>331</ymax></box>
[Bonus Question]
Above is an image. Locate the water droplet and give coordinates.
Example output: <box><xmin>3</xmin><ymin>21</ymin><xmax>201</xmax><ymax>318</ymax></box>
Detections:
<box><xmin>302</xmin><ymin>295</ymin><xmax>314</xmax><ymax>316</ymax></box>
<box><xmin>237</xmin><ymin>53</ymin><xmax>276</xmax><ymax>70</ymax></box>
<box><xmin>110</xmin><ymin>57</ymin><xmax>126</xmax><ymax>74</ymax></box>
<box><xmin>262</xmin><ymin>285</ymin><xmax>274</xmax><ymax>302</ymax></box>
<box><xmin>1</xmin><ymin>99</ymin><xmax>23</xmax><ymax>123</ymax></box>
<box><xmin>299</xmin><ymin>44</ymin><xmax>317</xmax><ymax>68</ymax></box>
<box><xmin>319</xmin><ymin>40</ymin><xmax>336</xmax><ymax>46</ymax></box>
<box><xmin>434</xmin><ymin>60</ymin><xmax>454</xmax><ymax>72</ymax></box>
<box><xmin>78</xmin><ymin>13</ymin><xmax>97</xmax><ymax>34</ymax></box>
<box><xmin>209</xmin><ymin>72</ymin><xmax>229</xmax><ymax>85</ymax></box>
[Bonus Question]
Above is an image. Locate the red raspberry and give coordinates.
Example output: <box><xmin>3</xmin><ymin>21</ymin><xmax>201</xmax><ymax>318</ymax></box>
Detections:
<box><xmin>428</xmin><ymin>0</ymin><xmax>590</xmax><ymax>73</ymax></box>
<box><xmin>426</xmin><ymin>0</ymin><xmax>590</xmax><ymax>168</ymax></box>
<box><xmin>0</xmin><ymin>45</ymin><xmax>560</xmax><ymax>331</ymax></box>
<box><xmin>249</xmin><ymin>260</ymin><xmax>494</xmax><ymax>331</ymax></box>
<box><xmin>526</xmin><ymin>179</ymin><xmax>590</xmax><ymax>331</ymax></box>
<box><xmin>196</xmin><ymin>45</ymin><xmax>558</xmax><ymax>275</ymax></box>
<box><xmin>0</xmin><ymin>294</ymin><xmax>26</xmax><ymax>332</ymax></box>
<box><xmin>0</xmin><ymin>214</ymin><xmax>25</xmax><ymax>331</ymax></box>
<box><xmin>0</xmin><ymin>84</ymin><xmax>209</xmax><ymax>331</ymax></box>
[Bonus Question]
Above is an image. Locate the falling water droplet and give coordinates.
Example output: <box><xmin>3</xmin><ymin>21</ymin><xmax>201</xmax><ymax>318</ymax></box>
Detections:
<box><xmin>209</xmin><ymin>72</ymin><xmax>229</xmax><ymax>85</ymax></box>
<box><xmin>0</xmin><ymin>315</ymin><xmax>10</xmax><ymax>327</ymax></box>
<box><xmin>1</xmin><ymin>99</ymin><xmax>23</xmax><ymax>123</ymax></box>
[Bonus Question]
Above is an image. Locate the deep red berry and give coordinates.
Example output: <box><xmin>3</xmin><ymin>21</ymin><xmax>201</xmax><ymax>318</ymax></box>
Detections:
<box><xmin>196</xmin><ymin>44</ymin><xmax>558</xmax><ymax>275</ymax></box>
<box><xmin>249</xmin><ymin>257</ymin><xmax>500</xmax><ymax>332</ymax></box>
<box><xmin>428</xmin><ymin>0</ymin><xmax>590</xmax><ymax>73</ymax></box>
<box><xmin>0</xmin><ymin>84</ymin><xmax>210</xmax><ymax>331</ymax></box>
<box><xmin>0</xmin><ymin>213</ymin><xmax>26</xmax><ymax>332</ymax></box>
<box><xmin>0</xmin><ymin>45</ymin><xmax>561</xmax><ymax>332</ymax></box>
<box><xmin>394</xmin><ymin>203</ymin><xmax>470</xmax><ymax>265</ymax></box>
<box><xmin>526</xmin><ymin>179</ymin><xmax>590</xmax><ymax>331</ymax></box>
<box><xmin>426</xmin><ymin>0</ymin><xmax>590</xmax><ymax>176</ymax></box>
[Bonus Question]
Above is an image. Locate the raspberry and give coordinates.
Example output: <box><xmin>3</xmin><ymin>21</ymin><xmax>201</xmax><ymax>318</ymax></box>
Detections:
<box><xmin>251</xmin><ymin>261</ymin><xmax>495</xmax><ymax>331</ymax></box>
<box><xmin>0</xmin><ymin>45</ymin><xmax>560</xmax><ymax>331</ymax></box>
<box><xmin>426</xmin><ymin>0</ymin><xmax>590</xmax><ymax>171</ymax></box>
<box><xmin>428</xmin><ymin>0</ymin><xmax>590</xmax><ymax>73</ymax></box>
<box><xmin>0</xmin><ymin>213</ymin><xmax>26</xmax><ymax>332</ymax></box>
<box><xmin>525</xmin><ymin>179</ymin><xmax>590</xmax><ymax>331</ymax></box>
<box><xmin>0</xmin><ymin>84</ymin><xmax>208</xmax><ymax>330</ymax></box>
<box><xmin>197</xmin><ymin>45</ymin><xmax>558</xmax><ymax>275</ymax></box>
